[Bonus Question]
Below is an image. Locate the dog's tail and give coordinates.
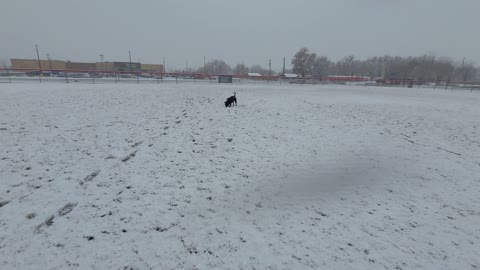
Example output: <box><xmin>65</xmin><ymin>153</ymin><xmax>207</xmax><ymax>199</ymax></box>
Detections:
<box><xmin>233</xmin><ymin>92</ymin><xmax>236</xmax><ymax>97</ymax></box>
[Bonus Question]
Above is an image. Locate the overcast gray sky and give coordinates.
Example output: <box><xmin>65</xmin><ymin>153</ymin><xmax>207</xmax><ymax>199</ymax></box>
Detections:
<box><xmin>1</xmin><ymin>0</ymin><xmax>479</xmax><ymax>70</ymax></box>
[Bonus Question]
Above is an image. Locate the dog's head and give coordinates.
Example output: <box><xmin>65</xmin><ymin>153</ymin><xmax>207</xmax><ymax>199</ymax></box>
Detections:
<box><xmin>224</xmin><ymin>101</ymin><xmax>229</xmax><ymax>107</ymax></box>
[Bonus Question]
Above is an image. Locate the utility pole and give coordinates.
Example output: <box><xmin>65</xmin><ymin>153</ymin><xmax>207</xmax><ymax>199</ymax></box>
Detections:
<box><xmin>381</xmin><ymin>62</ymin><xmax>386</xmax><ymax>81</ymax></box>
<box><xmin>269</xmin><ymin>59</ymin><xmax>272</xmax><ymax>77</ymax></box>
<box><xmin>282</xmin><ymin>57</ymin><xmax>286</xmax><ymax>76</ymax></box>
<box><xmin>99</xmin><ymin>54</ymin><xmax>104</xmax><ymax>71</ymax></box>
<box><xmin>46</xmin><ymin>53</ymin><xmax>52</xmax><ymax>72</ymax></box>
<box><xmin>6</xmin><ymin>63</ymin><xmax>11</xmax><ymax>83</ymax></box>
<box><xmin>163</xmin><ymin>57</ymin><xmax>166</xmax><ymax>73</ymax></box>
<box><xmin>128</xmin><ymin>51</ymin><xmax>133</xmax><ymax>74</ymax></box>
<box><xmin>203</xmin><ymin>56</ymin><xmax>206</xmax><ymax>75</ymax></box>
<box><xmin>35</xmin><ymin>44</ymin><xmax>42</xmax><ymax>83</ymax></box>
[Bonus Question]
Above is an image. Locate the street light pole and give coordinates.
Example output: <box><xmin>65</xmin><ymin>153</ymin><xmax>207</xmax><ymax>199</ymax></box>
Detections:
<box><xmin>162</xmin><ymin>57</ymin><xmax>166</xmax><ymax>80</ymax></box>
<box><xmin>128</xmin><ymin>51</ymin><xmax>132</xmax><ymax>74</ymax></box>
<box><xmin>269</xmin><ymin>59</ymin><xmax>272</xmax><ymax>76</ymax></box>
<box><xmin>129</xmin><ymin>51</ymin><xmax>137</xmax><ymax>83</ymax></box>
<box><xmin>35</xmin><ymin>44</ymin><xmax>42</xmax><ymax>83</ymax></box>
<box><xmin>46</xmin><ymin>53</ymin><xmax>52</xmax><ymax>73</ymax></box>
<box><xmin>99</xmin><ymin>54</ymin><xmax>104</xmax><ymax>71</ymax></box>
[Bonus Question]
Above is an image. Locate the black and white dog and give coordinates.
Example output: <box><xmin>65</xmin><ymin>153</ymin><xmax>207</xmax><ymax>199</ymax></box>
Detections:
<box><xmin>224</xmin><ymin>92</ymin><xmax>237</xmax><ymax>107</ymax></box>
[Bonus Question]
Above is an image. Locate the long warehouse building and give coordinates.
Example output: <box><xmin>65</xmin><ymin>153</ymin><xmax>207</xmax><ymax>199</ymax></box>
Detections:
<box><xmin>10</xmin><ymin>59</ymin><xmax>163</xmax><ymax>73</ymax></box>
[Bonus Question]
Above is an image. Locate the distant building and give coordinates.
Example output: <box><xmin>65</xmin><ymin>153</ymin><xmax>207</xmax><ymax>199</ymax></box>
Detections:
<box><xmin>282</xmin><ymin>73</ymin><xmax>299</xmax><ymax>79</ymax></box>
<box><xmin>218</xmin><ymin>75</ymin><xmax>233</xmax><ymax>83</ymax></box>
<box><xmin>96</xmin><ymin>61</ymin><xmax>113</xmax><ymax>71</ymax></box>
<box><xmin>65</xmin><ymin>61</ymin><xmax>96</xmax><ymax>71</ymax></box>
<box><xmin>110</xmin><ymin>62</ymin><xmax>141</xmax><ymax>72</ymax></box>
<box><xmin>141</xmin><ymin>63</ymin><xmax>164</xmax><ymax>73</ymax></box>
<box><xmin>10</xmin><ymin>58</ymin><xmax>163</xmax><ymax>73</ymax></box>
<box><xmin>10</xmin><ymin>58</ymin><xmax>66</xmax><ymax>70</ymax></box>
<box><xmin>247</xmin><ymin>73</ymin><xmax>262</xmax><ymax>77</ymax></box>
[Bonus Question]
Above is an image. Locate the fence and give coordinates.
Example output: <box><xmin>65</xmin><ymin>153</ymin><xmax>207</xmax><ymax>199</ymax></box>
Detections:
<box><xmin>1</xmin><ymin>67</ymin><xmax>480</xmax><ymax>91</ymax></box>
<box><xmin>0</xmin><ymin>68</ymin><xmax>280</xmax><ymax>85</ymax></box>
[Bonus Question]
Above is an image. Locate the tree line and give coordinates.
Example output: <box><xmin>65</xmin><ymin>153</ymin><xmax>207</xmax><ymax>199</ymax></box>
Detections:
<box><xmin>291</xmin><ymin>48</ymin><xmax>479</xmax><ymax>81</ymax></box>
<box><xmin>171</xmin><ymin>60</ymin><xmax>273</xmax><ymax>77</ymax></box>
<box><xmin>173</xmin><ymin>49</ymin><xmax>479</xmax><ymax>82</ymax></box>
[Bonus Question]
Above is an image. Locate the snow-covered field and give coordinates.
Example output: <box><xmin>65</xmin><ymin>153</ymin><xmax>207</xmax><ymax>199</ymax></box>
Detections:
<box><xmin>0</xmin><ymin>83</ymin><xmax>479</xmax><ymax>270</ymax></box>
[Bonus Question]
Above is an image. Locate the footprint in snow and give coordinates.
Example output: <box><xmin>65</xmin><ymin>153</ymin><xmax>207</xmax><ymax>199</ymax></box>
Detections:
<box><xmin>34</xmin><ymin>215</ymin><xmax>54</xmax><ymax>234</ymax></box>
<box><xmin>58</xmin><ymin>203</ymin><xmax>77</xmax><ymax>216</ymax></box>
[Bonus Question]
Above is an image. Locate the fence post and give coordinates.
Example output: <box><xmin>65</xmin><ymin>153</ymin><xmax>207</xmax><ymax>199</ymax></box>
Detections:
<box><xmin>65</xmin><ymin>72</ymin><xmax>69</xmax><ymax>83</ymax></box>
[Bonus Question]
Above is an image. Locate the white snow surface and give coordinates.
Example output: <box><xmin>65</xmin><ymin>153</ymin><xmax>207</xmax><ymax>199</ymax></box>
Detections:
<box><xmin>0</xmin><ymin>84</ymin><xmax>479</xmax><ymax>270</ymax></box>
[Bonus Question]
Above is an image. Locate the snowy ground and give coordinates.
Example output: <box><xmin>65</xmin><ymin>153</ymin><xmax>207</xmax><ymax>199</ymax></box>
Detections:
<box><xmin>0</xmin><ymin>83</ymin><xmax>479</xmax><ymax>270</ymax></box>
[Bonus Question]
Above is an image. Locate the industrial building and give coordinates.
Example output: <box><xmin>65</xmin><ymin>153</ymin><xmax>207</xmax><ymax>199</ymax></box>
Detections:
<box><xmin>65</xmin><ymin>61</ymin><xmax>96</xmax><ymax>71</ymax></box>
<box><xmin>140</xmin><ymin>63</ymin><xmax>163</xmax><ymax>72</ymax></box>
<box><xmin>10</xmin><ymin>59</ymin><xmax>66</xmax><ymax>70</ymax></box>
<box><xmin>10</xmin><ymin>59</ymin><xmax>164</xmax><ymax>73</ymax></box>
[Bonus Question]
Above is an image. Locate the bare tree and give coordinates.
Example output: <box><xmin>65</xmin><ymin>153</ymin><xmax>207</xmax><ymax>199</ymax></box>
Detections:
<box><xmin>432</xmin><ymin>58</ymin><xmax>455</xmax><ymax>82</ymax></box>
<box><xmin>0</xmin><ymin>58</ymin><xmax>8</xmax><ymax>68</ymax></box>
<box><xmin>457</xmin><ymin>60</ymin><xmax>477</xmax><ymax>81</ymax></box>
<box><xmin>291</xmin><ymin>48</ymin><xmax>311</xmax><ymax>77</ymax></box>
<box><xmin>0</xmin><ymin>58</ymin><xmax>11</xmax><ymax>82</ymax></box>
<box><xmin>337</xmin><ymin>55</ymin><xmax>355</xmax><ymax>76</ymax></box>
<box><xmin>414</xmin><ymin>54</ymin><xmax>436</xmax><ymax>81</ymax></box>
<box><xmin>311</xmin><ymin>56</ymin><xmax>333</xmax><ymax>79</ymax></box>
<box><xmin>233</xmin><ymin>63</ymin><xmax>248</xmax><ymax>75</ymax></box>
<box><xmin>205</xmin><ymin>59</ymin><xmax>232</xmax><ymax>75</ymax></box>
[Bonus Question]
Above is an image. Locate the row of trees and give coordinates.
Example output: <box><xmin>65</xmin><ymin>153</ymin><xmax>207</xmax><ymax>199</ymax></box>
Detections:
<box><xmin>169</xmin><ymin>50</ymin><xmax>479</xmax><ymax>82</ymax></box>
<box><xmin>291</xmin><ymin>48</ymin><xmax>479</xmax><ymax>81</ymax></box>
<box><xmin>185</xmin><ymin>60</ymin><xmax>272</xmax><ymax>76</ymax></box>
<box><xmin>169</xmin><ymin>60</ymin><xmax>273</xmax><ymax>76</ymax></box>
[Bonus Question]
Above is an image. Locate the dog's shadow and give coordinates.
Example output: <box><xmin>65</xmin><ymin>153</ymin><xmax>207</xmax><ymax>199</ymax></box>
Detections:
<box><xmin>224</xmin><ymin>104</ymin><xmax>246</xmax><ymax>108</ymax></box>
